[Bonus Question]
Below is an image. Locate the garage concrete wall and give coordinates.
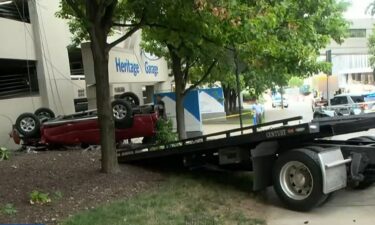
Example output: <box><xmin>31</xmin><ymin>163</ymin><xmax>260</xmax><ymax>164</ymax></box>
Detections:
<box><xmin>0</xmin><ymin>96</ymin><xmax>42</xmax><ymax>150</ymax></box>
<box><xmin>29</xmin><ymin>0</ymin><xmax>75</xmax><ymax>115</ymax></box>
<box><xmin>0</xmin><ymin>18</ymin><xmax>36</xmax><ymax>60</ymax></box>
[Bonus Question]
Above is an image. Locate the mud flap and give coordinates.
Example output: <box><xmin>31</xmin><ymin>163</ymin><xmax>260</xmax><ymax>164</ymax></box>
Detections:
<box><xmin>251</xmin><ymin>141</ymin><xmax>278</xmax><ymax>191</ymax></box>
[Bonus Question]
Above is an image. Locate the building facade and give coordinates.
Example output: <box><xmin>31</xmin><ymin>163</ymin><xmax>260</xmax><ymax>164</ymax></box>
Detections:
<box><xmin>0</xmin><ymin>0</ymin><xmax>172</xmax><ymax>149</ymax></box>
<box><xmin>316</xmin><ymin>18</ymin><xmax>375</xmax><ymax>99</ymax></box>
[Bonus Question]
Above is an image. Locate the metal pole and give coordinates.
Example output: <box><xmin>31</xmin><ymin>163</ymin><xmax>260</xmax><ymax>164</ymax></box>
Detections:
<box><xmin>326</xmin><ymin>74</ymin><xmax>329</xmax><ymax>104</ymax></box>
<box><xmin>234</xmin><ymin>50</ymin><xmax>243</xmax><ymax>133</ymax></box>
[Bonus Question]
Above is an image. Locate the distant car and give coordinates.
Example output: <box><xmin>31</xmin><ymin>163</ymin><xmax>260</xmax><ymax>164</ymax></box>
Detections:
<box><xmin>272</xmin><ymin>95</ymin><xmax>288</xmax><ymax>108</ymax></box>
<box><xmin>11</xmin><ymin>100</ymin><xmax>159</xmax><ymax>147</ymax></box>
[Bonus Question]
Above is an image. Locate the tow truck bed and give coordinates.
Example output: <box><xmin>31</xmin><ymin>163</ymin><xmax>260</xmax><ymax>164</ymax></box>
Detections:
<box><xmin>117</xmin><ymin>113</ymin><xmax>375</xmax><ymax>211</ymax></box>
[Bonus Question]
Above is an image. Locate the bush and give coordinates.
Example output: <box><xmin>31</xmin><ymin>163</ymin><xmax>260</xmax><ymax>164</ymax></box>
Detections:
<box><xmin>0</xmin><ymin>147</ymin><xmax>9</xmax><ymax>161</ymax></box>
<box><xmin>2</xmin><ymin>203</ymin><xmax>17</xmax><ymax>215</ymax></box>
<box><xmin>29</xmin><ymin>190</ymin><xmax>51</xmax><ymax>205</ymax></box>
<box><xmin>155</xmin><ymin>119</ymin><xmax>177</xmax><ymax>144</ymax></box>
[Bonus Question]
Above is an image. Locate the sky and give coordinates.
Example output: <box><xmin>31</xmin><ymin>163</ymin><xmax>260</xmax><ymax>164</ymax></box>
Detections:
<box><xmin>344</xmin><ymin>0</ymin><xmax>373</xmax><ymax>18</ymax></box>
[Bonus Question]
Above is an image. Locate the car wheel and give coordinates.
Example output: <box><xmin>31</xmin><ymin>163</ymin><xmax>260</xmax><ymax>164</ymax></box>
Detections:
<box><xmin>15</xmin><ymin>113</ymin><xmax>41</xmax><ymax>138</ymax></box>
<box><xmin>273</xmin><ymin>149</ymin><xmax>327</xmax><ymax>211</ymax></box>
<box><xmin>118</xmin><ymin>92</ymin><xmax>140</xmax><ymax>106</ymax></box>
<box><xmin>112</xmin><ymin>100</ymin><xmax>133</xmax><ymax>128</ymax></box>
<box><xmin>272</xmin><ymin>104</ymin><xmax>276</xmax><ymax>108</ymax></box>
<box><xmin>34</xmin><ymin>107</ymin><xmax>55</xmax><ymax>122</ymax></box>
<box><xmin>284</xmin><ymin>104</ymin><xmax>289</xmax><ymax>108</ymax></box>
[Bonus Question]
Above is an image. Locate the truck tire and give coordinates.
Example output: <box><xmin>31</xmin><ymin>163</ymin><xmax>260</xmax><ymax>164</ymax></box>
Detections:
<box><xmin>34</xmin><ymin>107</ymin><xmax>55</xmax><ymax>122</ymax></box>
<box><xmin>15</xmin><ymin>113</ymin><xmax>41</xmax><ymax>138</ymax></box>
<box><xmin>273</xmin><ymin>149</ymin><xmax>327</xmax><ymax>211</ymax></box>
<box><xmin>112</xmin><ymin>100</ymin><xmax>133</xmax><ymax>128</ymax></box>
<box><xmin>118</xmin><ymin>92</ymin><xmax>140</xmax><ymax>106</ymax></box>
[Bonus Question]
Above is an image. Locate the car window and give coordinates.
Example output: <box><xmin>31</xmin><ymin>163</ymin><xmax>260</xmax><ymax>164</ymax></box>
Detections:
<box><xmin>350</xmin><ymin>96</ymin><xmax>365</xmax><ymax>103</ymax></box>
<box><xmin>331</xmin><ymin>96</ymin><xmax>348</xmax><ymax>105</ymax></box>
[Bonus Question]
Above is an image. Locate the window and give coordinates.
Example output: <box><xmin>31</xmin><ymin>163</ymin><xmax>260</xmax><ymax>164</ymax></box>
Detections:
<box><xmin>0</xmin><ymin>59</ymin><xmax>38</xmax><ymax>99</ymax></box>
<box><xmin>350</xmin><ymin>96</ymin><xmax>365</xmax><ymax>103</ymax></box>
<box><xmin>331</xmin><ymin>96</ymin><xmax>348</xmax><ymax>105</ymax></box>
<box><xmin>0</xmin><ymin>0</ymin><xmax>30</xmax><ymax>23</ymax></box>
<box><xmin>348</xmin><ymin>29</ymin><xmax>366</xmax><ymax>38</ymax></box>
<box><xmin>114</xmin><ymin>87</ymin><xmax>125</xmax><ymax>93</ymax></box>
<box><xmin>77</xmin><ymin>89</ymin><xmax>85</xmax><ymax>98</ymax></box>
<box><xmin>68</xmin><ymin>48</ymin><xmax>84</xmax><ymax>75</ymax></box>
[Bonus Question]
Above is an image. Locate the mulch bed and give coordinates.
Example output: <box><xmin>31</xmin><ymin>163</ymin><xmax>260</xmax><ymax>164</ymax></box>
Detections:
<box><xmin>0</xmin><ymin>149</ymin><xmax>165</xmax><ymax>224</ymax></box>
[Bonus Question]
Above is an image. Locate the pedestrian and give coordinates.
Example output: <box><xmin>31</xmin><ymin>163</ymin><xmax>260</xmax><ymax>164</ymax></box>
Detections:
<box><xmin>251</xmin><ymin>100</ymin><xmax>263</xmax><ymax>125</ymax></box>
<box><xmin>155</xmin><ymin>94</ymin><xmax>167</xmax><ymax>120</ymax></box>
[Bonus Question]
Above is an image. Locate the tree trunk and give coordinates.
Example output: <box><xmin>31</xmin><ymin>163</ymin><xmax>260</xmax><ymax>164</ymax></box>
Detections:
<box><xmin>223</xmin><ymin>85</ymin><xmax>230</xmax><ymax>115</ymax></box>
<box><xmin>229</xmin><ymin>89</ymin><xmax>237</xmax><ymax>113</ymax></box>
<box><xmin>91</xmin><ymin>31</ymin><xmax>119</xmax><ymax>174</ymax></box>
<box><xmin>175</xmin><ymin>91</ymin><xmax>186</xmax><ymax>140</ymax></box>
<box><xmin>169</xmin><ymin>47</ymin><xmax>187</xmax><ymax>140</ymax></box>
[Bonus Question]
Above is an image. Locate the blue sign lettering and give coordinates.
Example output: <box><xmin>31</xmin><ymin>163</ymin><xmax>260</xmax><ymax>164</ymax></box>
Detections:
<box><xmin>115</xmin><ymin>57</ymin><xmax>140</xmax><ymax>76</ymax></box>
<box><xmin>145</xmin><ymin>61</ymin><xmax>159</xmax><ymax>77</ymax></box>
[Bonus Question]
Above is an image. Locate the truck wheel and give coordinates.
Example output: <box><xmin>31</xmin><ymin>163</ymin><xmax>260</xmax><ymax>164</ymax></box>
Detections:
<box><xmin>118</xmin><ymin>92</ymin><xmax>140</xmax><ymax>106</ymax></box>
<box><xmin>112</xmin><ymin>100</ymin><xmax>133</xmax><ymax>128</ymax></box>
<box><xmin>15</xmin><ymin>113</ymin><xmax>41</xmax><ymax>138</ymax></box>
<box><xmin>273</xmin><ymin>149</ymin><xmax>327</xmax><ymax>211</ymax></box>
<box><xmin>34</xmin><ymin>107</ymin><xmax>55</xmax><ymax>122</ymax></box>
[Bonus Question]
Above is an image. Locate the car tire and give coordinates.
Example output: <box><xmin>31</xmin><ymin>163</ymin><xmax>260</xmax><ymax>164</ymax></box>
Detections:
<box><xmin>15</xmin><ymin>113</ymin><xmax>41</xmax><ymax>138</ymax></box>
<box><xmin>34</xmin><ymin>107</ymin><xmax>55</xmax><ymax>122</ymax></box>
<box><xmin>112</xmin><ymin>100</ymin><xmax>133</xmax><ymax>128</ymax></box>
<box><xmin>273</xmin><ymin>149</ymin><xmax>327</xmax><ymax>211</ymax></box>
<box><xmin>284</xmin><ymin>104</ymin><xmax>289</xmax><ymax>108</ymax></box>
<box><xmin>272</xmin><ymin>104</ymin><xmax>276</xmax><ymax>108</ymax></box>
<box><xmin>118</xmin><ymin>92</ymin><xmax>140</xmax><ymax>106</ymax></box>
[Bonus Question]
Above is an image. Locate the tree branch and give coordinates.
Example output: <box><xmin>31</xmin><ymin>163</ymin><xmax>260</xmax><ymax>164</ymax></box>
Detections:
<box><xmin>107</xmin><ymin>19</ymin><xmax>145</xmax><ymax>50</ymax></box>
<box><xmin>65</xmin><ymin>0</ymin><xmax>87</xmax><ymax>23</ymax></box>
<box><xmin>183</xmin><ymin>59</ymin><xmax>218</xmax><ymax>95</ymax></box>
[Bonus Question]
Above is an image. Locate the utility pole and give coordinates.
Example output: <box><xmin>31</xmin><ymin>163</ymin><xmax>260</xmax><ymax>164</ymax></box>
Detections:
<box><xmin>326</xmin><ymin>50</ymin><xmax>332</xmax><ymax>104</ymax></box>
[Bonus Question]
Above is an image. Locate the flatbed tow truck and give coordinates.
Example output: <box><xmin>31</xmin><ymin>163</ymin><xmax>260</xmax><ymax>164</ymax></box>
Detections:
<box><xmin>118</xmin><ymin>114</ymin><xmax>375</xmax><ymax>211</ymax></box>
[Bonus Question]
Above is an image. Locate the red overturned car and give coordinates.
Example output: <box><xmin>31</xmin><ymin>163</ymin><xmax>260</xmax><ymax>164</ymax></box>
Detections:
<box><xmin>11</xmin><ymin>99</ymin><xmax>158</xmax><ymax>148</ymax></box>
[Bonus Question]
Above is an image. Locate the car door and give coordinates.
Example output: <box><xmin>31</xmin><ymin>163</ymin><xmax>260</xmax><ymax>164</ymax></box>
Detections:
<box><xmin>332</xmin><ymin>96</ymin><xmax>350</xmax><ymax>115</ymax></box>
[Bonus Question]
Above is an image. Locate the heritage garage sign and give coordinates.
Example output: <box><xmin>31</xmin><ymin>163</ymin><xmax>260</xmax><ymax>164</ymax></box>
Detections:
<box><xmin>82</xmin><ymin>43</ymin><xmax>168</xmax><ymax>85</ymax></box>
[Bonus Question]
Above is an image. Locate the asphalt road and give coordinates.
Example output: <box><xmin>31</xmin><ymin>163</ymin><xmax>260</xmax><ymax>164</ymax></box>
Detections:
<box><xmin>203</xmin><ymin>100</ymin><xmax>375</xmax><ymax>225</ymax></box>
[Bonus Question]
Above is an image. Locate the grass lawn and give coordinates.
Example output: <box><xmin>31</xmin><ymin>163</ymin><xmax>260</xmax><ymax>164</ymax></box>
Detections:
<box><xmin>63</xmin><ymin>171</ymin><xmax>266</xmax><ymax>225</ymax></box>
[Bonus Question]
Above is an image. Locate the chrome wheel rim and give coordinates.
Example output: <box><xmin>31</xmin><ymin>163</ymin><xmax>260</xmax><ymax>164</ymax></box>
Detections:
<box><xmin>279</xmin><ymin>161</ymin><xmax>313</xmax><ymax>200</ymax></box>
<box><xmin>113</xmin><ymin>104</ymin><xmax>127</xmax><ymax>119</ymax></box>
<box><xmin>20</xmin><ymin>117</ymin><xmax>36</xmax><ymax>132</ymax></box>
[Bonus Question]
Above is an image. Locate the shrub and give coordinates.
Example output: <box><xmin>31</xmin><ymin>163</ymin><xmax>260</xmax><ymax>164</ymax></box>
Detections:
<box><xmin>2</xmin><ymin>203</ymin><xmax>17</xmax><ymax>215</ymax></box>
<box><xmin>155</xmin><ymin>119</ymin><xmax>177</xmax><ymax>144</ymax></box>
<box><xmin>29</xmin><ymin>190</ymin><xmax>51</xmax><ymax>205</ymax></box>
<box><xmin>0</xmin><ymin>147</ymin><xmax>9</xmax><ymax>161</ymax></box>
